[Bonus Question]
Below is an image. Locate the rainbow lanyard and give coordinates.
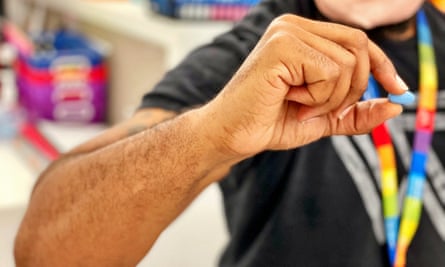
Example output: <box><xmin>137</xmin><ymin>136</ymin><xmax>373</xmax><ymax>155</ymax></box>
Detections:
<box><xmin>431</xmin><ymin>0</ymin><xmax>445</xmax><ymax>12</ymax></box>
<box><xmin>363</xmin><ymin>9</ymin><xmax>438</xmax><ymax>267</ymax></box>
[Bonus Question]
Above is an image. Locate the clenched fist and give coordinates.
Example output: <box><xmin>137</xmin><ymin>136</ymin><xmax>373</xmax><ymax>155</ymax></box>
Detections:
<box><xmin>201</xmin><ymin>14</ymin><xmax>406</xmax><ymax>158</ymax></box>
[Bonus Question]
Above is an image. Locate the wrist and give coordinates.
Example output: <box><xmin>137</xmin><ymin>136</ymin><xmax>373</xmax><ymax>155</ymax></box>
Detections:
<box><xmin>188</xmin><ymin>104</ymin><xmax>255</xmax><ymax>167</ymax></box>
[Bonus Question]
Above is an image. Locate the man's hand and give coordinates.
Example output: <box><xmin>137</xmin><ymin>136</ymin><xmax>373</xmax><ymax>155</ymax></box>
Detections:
<box><xmin>203</xmin><ymin>14</ymin><xmax>405</xmax><ymax>158</ymax></box>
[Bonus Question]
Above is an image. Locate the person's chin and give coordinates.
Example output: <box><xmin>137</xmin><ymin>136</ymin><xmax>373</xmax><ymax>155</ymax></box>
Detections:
<box><xmin>330</xmin><ymin>19</ymin><xmax>379</xmax><ymax>31</ymax></box>
<box><xmin>342</xmin><ymin>16</ymin><xmax>414</xmax><ymax>32</ymax></box>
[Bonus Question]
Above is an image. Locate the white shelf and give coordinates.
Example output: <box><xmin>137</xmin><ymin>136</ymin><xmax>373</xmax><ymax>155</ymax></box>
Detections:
<box><xmin>34</xmin><ymin>0</ymin><xmax>233</xmax><ymax>67</ymax></box>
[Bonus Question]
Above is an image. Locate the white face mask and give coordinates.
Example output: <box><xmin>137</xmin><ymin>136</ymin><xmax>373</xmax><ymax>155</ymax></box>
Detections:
<box><xmin>314</xmin><ymin>0</ymin><xmax>425</xmax><ymax>29</ymax></box>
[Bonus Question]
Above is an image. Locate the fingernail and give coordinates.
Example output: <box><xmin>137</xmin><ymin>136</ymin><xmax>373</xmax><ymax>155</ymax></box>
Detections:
<box><xmin>396</xmin><ymin>75</ymin><xmax>409</xmax><ymax>91</ymax></box>
<box><xmin>388</xmin><ymin>91</ymin><xmax>416</xmax><ymax>105</ymax></box>
<box><xmin>338</xmin><ymin>105</ymin><xmax>354</xmax><ymax>120</ymax></box>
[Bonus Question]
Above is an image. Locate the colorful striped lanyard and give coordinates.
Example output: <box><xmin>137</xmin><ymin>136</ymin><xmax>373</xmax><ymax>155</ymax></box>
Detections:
<box><xmin>363</xmin><ymin>9</ymin><xmax>438</xmax><ymax>267</ymax></box>
<box><xmin>431</xmin><ymin>0</ymin><xmax>445</xmax><ymax>12</ymax></box>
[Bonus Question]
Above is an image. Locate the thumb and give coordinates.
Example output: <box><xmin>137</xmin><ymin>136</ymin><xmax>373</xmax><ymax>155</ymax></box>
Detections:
<box><xmin>332</xmin><ymin>99</ymin><xmax>403</xmax><ymax>136</ymax></box>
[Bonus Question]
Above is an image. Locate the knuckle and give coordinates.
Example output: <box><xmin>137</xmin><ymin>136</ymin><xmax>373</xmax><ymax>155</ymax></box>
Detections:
<box><xmin>342</xmin><ymin>52</ymin><xmax>357</xmax><ymax>69</ymax></box>
<box><xmin>270</xmin><ymin>14</ymin><xmax>289</xmax><ymax>29</ymax></box>
<box><xmin>325</xmin><ymin>63</ymin><xmax>341</xmax><ymax>82</ymax></box>
<box><xmin>267</xmin><ymin>15</ymin><xmax>294</xmax><ymax>38</ymax></box>
<box><xmin>274</xmin><ymin>13</ymin><xmax>295</xmax><ymax>24</ymax></box>
<box><xmin>350</xmin><ymin>29</ymin><xmax>369</xmax><ymax>49</ymax></box>
<box><xmin>267</xmin><ymin>31</ymin><xmax>292</xmax><ymax>50</ymax></box>
<box><xmin>373</xmin><ymin>54</ymin><xmax>391</xmax><ymax>74</ymax></box>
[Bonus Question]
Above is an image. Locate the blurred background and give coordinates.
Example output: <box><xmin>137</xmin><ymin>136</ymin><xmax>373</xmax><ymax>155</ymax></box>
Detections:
<box><xmin>0</xmin><ymin>0</ymin><xmax>259</xmax><ymax>265</ymax></box>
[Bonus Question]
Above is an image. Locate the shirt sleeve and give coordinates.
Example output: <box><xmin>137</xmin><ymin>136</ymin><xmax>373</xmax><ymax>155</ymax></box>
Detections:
<box><xmin>138</xmin><ymin>0</ymin><xmax>301</xmax><ymax>112</ymax></box>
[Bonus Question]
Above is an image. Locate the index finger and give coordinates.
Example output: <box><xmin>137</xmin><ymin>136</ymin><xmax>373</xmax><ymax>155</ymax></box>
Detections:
<box><xmin>368</xmin><ymin>40</ymin><xmax>409</xmax><ymax>95</ymax></box>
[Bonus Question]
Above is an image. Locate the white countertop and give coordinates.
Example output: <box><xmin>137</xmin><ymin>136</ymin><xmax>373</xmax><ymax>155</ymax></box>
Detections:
<box><xmin>0</xmin><ymin>121</ymin><xmax>107</xmax><ymax>209</ymax></box>
<box><xmin>0</xmin><ymin>140</ymin><xmax>35</xmax><ymax>208</ymax></box>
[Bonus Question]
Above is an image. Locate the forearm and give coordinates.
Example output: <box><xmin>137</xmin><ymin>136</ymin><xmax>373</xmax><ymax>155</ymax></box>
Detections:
<box><xmin>15</xmin><ymin>108</ymin><xmax>235</xmax><ymax>267</ymax></box>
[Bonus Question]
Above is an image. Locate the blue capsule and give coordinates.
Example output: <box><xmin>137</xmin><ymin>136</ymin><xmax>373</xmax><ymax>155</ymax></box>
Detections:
<box><xmin>388</xmin><ymin>91</ymin><xmax>416</xmax><ymax>105</ymax></box>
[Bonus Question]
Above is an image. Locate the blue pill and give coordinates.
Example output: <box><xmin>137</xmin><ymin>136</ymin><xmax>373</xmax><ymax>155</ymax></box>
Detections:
<box><xmin>388</xmin><ymin>91</ymin><xmax>416</xmax><ymax>105</ymax></box>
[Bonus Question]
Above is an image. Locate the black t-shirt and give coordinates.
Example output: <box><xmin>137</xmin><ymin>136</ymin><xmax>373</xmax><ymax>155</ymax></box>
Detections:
<box><xmin>140</xmin><ymin>1</ymin><xmax>445</xmax><ymax>266</ymax></box>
